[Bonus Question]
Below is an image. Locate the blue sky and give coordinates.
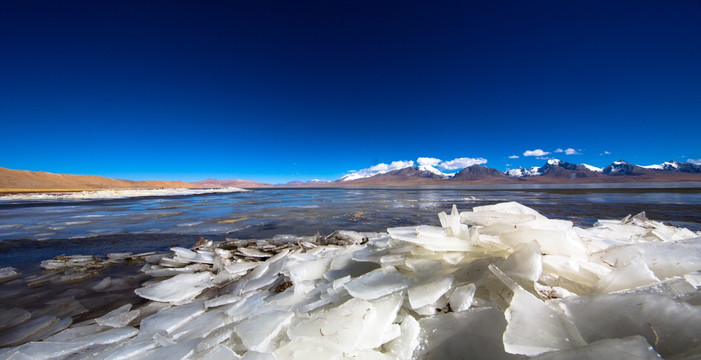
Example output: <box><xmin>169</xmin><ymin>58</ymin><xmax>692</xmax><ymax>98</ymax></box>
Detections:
<box><xmin>1</xmin><ymin>1</ymin><xmax>700</xmax><ymax>183</ymax></box>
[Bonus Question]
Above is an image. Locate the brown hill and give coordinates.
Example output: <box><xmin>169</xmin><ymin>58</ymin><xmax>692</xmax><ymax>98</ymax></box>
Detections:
<box><xmin>191</xmin><ymin>178</ymin><xmax>272</xmax><ymax>188</ymax></box>
<box><xmin>0</xmin><ymin>166</ymin><xmax>199</xmax><ymax>193</ymax></box>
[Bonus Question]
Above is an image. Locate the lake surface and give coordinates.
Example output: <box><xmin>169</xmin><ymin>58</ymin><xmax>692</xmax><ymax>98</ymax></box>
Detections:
<box><xmin>2</xmin><ymin>184</ymin><xmax>700</xmax><ymax>270</ymax></box>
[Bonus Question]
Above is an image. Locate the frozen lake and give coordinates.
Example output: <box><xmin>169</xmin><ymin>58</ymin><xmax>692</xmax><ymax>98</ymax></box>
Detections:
<box><xmin>1</xmin><ymin>184</ymin><xmax>700</xmax><ymax>270</ymax></box>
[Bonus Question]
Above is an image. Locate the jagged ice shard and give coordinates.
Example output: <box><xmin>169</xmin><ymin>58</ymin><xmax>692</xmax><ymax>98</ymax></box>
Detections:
<box><xmin>1</xmin><ymin>202</ymin><xmax>700</xmax><ymax>359</ymax></box>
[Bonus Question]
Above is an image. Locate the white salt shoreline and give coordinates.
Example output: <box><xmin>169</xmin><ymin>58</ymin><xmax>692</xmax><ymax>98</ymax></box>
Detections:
<box><xmin>0</xmin><ymin>188</ymin><xmax>248</xmax><ymax>201</ymax></box>
<box><xmin>1</xmin><ymin>201</ymin><xmax>700</xmax><ymax>359</ymax></box>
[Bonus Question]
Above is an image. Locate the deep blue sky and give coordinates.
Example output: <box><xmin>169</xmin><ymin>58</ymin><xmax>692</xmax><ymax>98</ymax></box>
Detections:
<box><xmin>2</xmin><ymin>1</ymin><xmax>700</xmax><ymax>183</ymax></box>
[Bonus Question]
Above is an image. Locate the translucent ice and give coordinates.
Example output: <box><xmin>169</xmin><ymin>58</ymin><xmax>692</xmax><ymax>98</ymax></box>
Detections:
<box><xmin>344</xmin><ymin>266</ymin><xmax>411</xmax><ymax>300</ymax></box>
<box><xmin>135</xmin><ymin>272</ymin><xmax>213</xmax><ymax>303</ymax></box>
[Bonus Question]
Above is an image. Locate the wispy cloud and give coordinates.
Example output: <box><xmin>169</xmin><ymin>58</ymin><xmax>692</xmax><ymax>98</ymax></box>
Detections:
<box><xmin>688</xmin><ymin>158</ymin><xmax>701</xmax><ymax>165</ymax></box>
<box><xmin>564</xmin><ymin>148</ymin><xmax>580</xmax><ymax>155</ymax></box>
<box><xmin>600</xmin><ymin>150</ymin><xmax>611</xmax><ymax>155</ymax></box>
<box><xmin>523</xmin><ymin>149</ymin><xmax>550</xmax><ymax>157</ymax></box>
<box><xmin>508</xmin><ymin>155</ymin><xmax>519</xmax><ymax>159</ymax></box>
<box><xmin>554</xmin><ymin>148</ymin><xmax>564</xmax><ymax>153</ymax></box>
<box><xmin>439</xmin><ymin>157</ymin><xmax>487</xmax><ymax>170</ymax></box>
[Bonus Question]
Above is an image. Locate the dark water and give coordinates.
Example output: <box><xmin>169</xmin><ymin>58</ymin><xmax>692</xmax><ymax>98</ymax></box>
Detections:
<box><xmin>1</xmin><ymin>184</ymin><xmax>700</xmax><ymax>271</ymax></box>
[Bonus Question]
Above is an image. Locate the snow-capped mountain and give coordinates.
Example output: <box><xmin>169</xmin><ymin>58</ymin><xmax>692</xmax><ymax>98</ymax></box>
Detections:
<box><xmin>505</xmin><ymin>167</ymin><xmax>541</xmax><ymax>177</ymax></box>
<box><xmin>641</xmin><ymin>160</ymin><xmax>701</xmax><ymax>173</ymax></box>
<box><xmin>581</xmin><ymin>164</ymin><xmax>603</xmax><ymax>172</ymax></box>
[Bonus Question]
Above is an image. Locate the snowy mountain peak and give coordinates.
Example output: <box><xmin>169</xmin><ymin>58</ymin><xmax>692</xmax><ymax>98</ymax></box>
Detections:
<box><xmin>506</xmin><ymin>166</ymin><xmax>541</xmax><ymax>177</ymax></box>
<box><xmin>417</xmin><ymin>165</ymin><xmax>450</xmax><ymax>178</ymax></box>
<box><xmin>547</xmin><ymin>159</ymin><xmax>562</xmax><ymax>166</ymax></box>
<box><xmin>581</xmin><ymin>164</ymin><xmax>603</xmax><ymax>172</ymax></box>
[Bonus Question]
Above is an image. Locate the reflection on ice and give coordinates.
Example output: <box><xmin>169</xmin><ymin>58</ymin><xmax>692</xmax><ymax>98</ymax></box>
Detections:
<box><xmin>1</xmin><ymin>201</ymin><xmax>700</xmax><ymax>358</ymax></box>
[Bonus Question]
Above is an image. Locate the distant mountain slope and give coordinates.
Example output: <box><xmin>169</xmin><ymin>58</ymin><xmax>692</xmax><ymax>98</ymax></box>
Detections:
<box><xmin>452</xmin><ymin>165</ymin><xmax>509</xmax><ymax>181</ymax></box>
<box><xmin>191</xmin><ymin>178</ymin><xmax>272</xmax><ymax>188</ymax></box>
<box><xmin>0</xmin><ymin>166</ymin><xmax>198</xmax><ymax>191</ymax></box>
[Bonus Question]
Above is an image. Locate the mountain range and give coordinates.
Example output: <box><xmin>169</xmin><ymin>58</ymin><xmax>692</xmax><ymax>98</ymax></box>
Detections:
<box><xmin>317</xmin><ymin>159</ymin><xmax>701</xmax><ymax>186</ymax></box>
<box><xmin>1</xmin><ymin>160</ymin><xmax>700</xmax><ymax>192</ymax></box>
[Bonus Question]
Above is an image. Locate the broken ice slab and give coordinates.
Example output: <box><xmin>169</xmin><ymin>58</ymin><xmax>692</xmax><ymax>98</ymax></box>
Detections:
<box><xmin>385</xmin><ymin>314</ymin><xmax>420</xmax><ymax>360</ymax></box>
<box><xmin>95</xmin><ymin>304</ymin><xmax>140</xmax><ymax>328</ymax></box>
<box><xmin>274</xmin><ymin>337</ymin><xmax>343</xmax><ymax>360</ymax></box>
<box><xmin>143</xmin><ymin>338</ymin><xmax>199</xmax><ymax>360</ymax></box>
<box><xmin>93</xmin><ymin>340</ymin><xmax>157</xmax><ymax>360</ymax></box>
<box><xmin>0</xmin><ymin>267</ymin><xmax>20</xmax><ymax>282</ymax></box>
<box><xmin>407</xmin><ymin>274</ymin><xmax>453</xmax><ymax>309</ymax></box>
<box><xmin>489</xmin><ymin>264</ymin><xmax>586</xmax><ymax>356</ymax></box>
<box><xmin>592</xmin><ymin>236</ymin><xmax>701</xmax><ymax>280</ymax></box>
<box><xmin>224</xmin><ymin>261</ymin><xmax>261</xmax><ymax>277</ymax></box>
<box><xmin>0</xmin><ymin>308</ymin><xmax>31</xmax><ymax>331</ymax></box>
<box><xmin>593</xmin><ymin>257</ymin><xmax>660</xmax><ymax>293</ymax></box>
<box><xmin>388</xmin><ymin>226</ymin><xmax>478</xmax><ymax>252</ymax></box>
<box><xmin>234</xmin><ymin>310</ymin><xmax>293</xmax><ymax>353</ymax></box>
<box><xmin>0</xmin><ymin>315</ymin><xmax>59</xmax><ymax>347</ymax></box>
<box><xmin>500</xmin><ymin>228</ymin><xmax>587</xmax><ymax>259</ymax></box>
<box><xmin>417</xmin><ymin>308</ymin><xmax>522</xmax><ymax>360</ymax></box>
<box><xmin>556</xmin><ymin>292</ymin><xmax>701</xmax><ymax>357</ymax></box>
<box><xmin>171</xmin><ymin>308</ymin><xmax>226</xmax><ymax>342</ymax></box>
<box><xmin>355</xmin><ymin>292</ymin><xmax>403</xmax><ymax>350</ymax></box>
<box><xmin>501</xmin><ymin>240</ymin><xmax>542</xmax><ymax>281</ymax></box>
<box><xmin>447</xmin><ymin>283</ymin><xmax>476</xmax><ymax>312</ymax></box>
<box><xmin>140</xmin><ymin>301</ymin><xmax>205</xmax><ymax>334</ymax></box>
<box><xmin>343</xmin><ymin>266</ymin><xmax>411</xmax><ymax>300</ymax></box>
<box><xmin>135</xmin><ymin>272</ymin><xmax>213</xmax><ymax>303</ymax></box>
<box><xmin>200</xmin><ymin>345</ymin><xmax>241</xmax><ymax>360</ymax></box>
<box><xmin>438</xmin><ymin>204</ymin><xmax>470</xmax><ymax>239</ymax></box>
<box><xmin>529</xmin><ymin>335</ymin><xmax>661</xmax><ymax>360</ymax></box>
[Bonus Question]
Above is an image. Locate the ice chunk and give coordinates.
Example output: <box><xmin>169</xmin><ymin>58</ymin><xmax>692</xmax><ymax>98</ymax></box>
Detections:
<box><xmin>0</xmin><ymin>267</ymin><xmax>20</xmax><ymax>282</ymax></box>
<box><xmin>489</xmin><ymin>264</ymin><xmax>585</xmax><ymax>356</ymax></box>
<box><xmin>143</xmin><ymin>338</ymin><xmax>199</xmax><ymax>360</ymax></box>
<box><xmin>594</xmin><ymin>257</ymin><xmax>660</xmax><ymax>293</ymax></box>
<box><xmin>592</xmin><ymin>237</ymin><xmax>701</xmax><ymax>280</ymax></box>
<box><xmin>500</xmin><ymin>228</ymin><xmax>586</xmax><ymax>259</ymax></box>
<box><xmin>448</xmin><ymin>283</ymin><xmax>476</xmax><ymax>312</ymax></box>
<box><xmin>234</xmin><ymin>310</ymin><xmax>293</xmax><ymax>353</ymax></box>
<box><xmin>501</xmin><ymin>240</ymin><xmax>542</xmax><ymax>281</ymax></box>
<box><xmin>288</xmin><ymin>297</ymin><xmax>373</xmax><ymax>353</ymax></box>
<box><xmin>556</xmin><ymin>293</ymin><xmax>701</xmax><ymax>357</ymax></box>
<box><xmin>0</xmin><ymin>308</ymin><xmax>31</xmax><ymax>331</ymax></box>
<box><xmin>140</xmin><ymin>301</ymin><xmax>205</xmax><ymax>334</ymax></box>
<box><xmin>135</xmin><ymin>272</ymin><xmax>213</xmax><ymax>303</ymax></box>
<box><xmin>96</xmin><ymin>340</ymin><xmax>157</xmax><ymax>360</ymax></box>
<box><xmin>73</xmin><ymin>326</ymin><xmax>138</xmax><ymax>346</ymax></box>
<box><xmin>417</xmin><ymin>308</ymin><xmax>520</xmax><ymax>360</ymax></box>
<box><xmin>274</xmin><ymin>337</ymin><xmax>342</xmax><ymax>360</ymax></box>
<box><xmin>530</xmin><ymin>335</ymin><xmax>661</xmax><ymax>360</ymax></box>
<box><xmin>404</xmin><ymin>258</ymin><xmax>442</xmax><ymax>277</ymax></box>
<box><xmin>241</xmin><ymin>351</ymin><xmax>276</xmax><ymax>360</ymax></box>
<box><xmin>388</xmin><ymin>226</ymin><xmax>478</xmax><ymax>252</ymax></box>
<box><xmin>4</xmin><ymin>341</ymin><xmax>87</xmax><ymax>359</ymax></box>
<box><xmin>438</xmin><ymin>204</ymin><xmax>470</xmax><ymax>238</ymax></box>
<box><xmin>95</xmin><ymin>304</ymin><xmax>140</xmax><ymax>328</ymax></box>
<box><xmin>407</xmin><ymin>274</ymin><xmax>453</xmax><ymax>309</ymax></box>
<box><xmin>171</xmin><ymin>309</ymin><xmax>226</xmax><ymax>341</ymax></box>
<box><xmin>0</xmin><ymin>315</ymin><xmax>58</xmax><ymax>346</ymax></box>
<box><xmin>385</xmin><ymin>315</ymin><xmax>420</xmax><ymax>360</ymax></box>
<box><xmin>343</xmin><ymin>350</ymin><xmax>395</xmax><ymax>359</ymax></box>
<box><xmin>201</xmin><ymin>345</ymin><xmax>241</xmax><ymax>360</ymax></box>
<box><xmin>224</xmin><ymin>261</ymin><xmax>260</xmax><ymax>276</ymax></box>
<box><xmin>344</xmin><ymin>266</ymin><xmax>411</xmax><ymax>300</ymax></box>
<box><xmin>356</xmin><ymin>293</ymin><xmax>403</xmax><ymax>349</ymax></box>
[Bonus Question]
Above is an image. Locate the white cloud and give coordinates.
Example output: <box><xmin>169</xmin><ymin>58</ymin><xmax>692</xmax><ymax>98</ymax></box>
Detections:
<box><xmin>688</xmin><ymin>158</ymin><xmax>701</xmax><ymax>165</ymax></box>
<box><xmin>523</xmin><ymin>149</ymin><xmax>550</xmax><ymax>157</ymax></box>
<box><xmin>508</xmin><ymin>155</ymin><xmax>519</xmax><ymax>159</ymax></box>
<box><xmin>554</xmin><ymin>148</ymin><xmax>564</xmax><ymax>153</ymax></box>
<box><xmin>600</xmin><ymin>150</ymin><xmax>611</xmax><ymax>155</ymax></box>
<box><xmin>417</xmin><ymin>157</ymin><xmax>442</xmax><ymax>167</ymax></box>
<box><xmin>439</xmin><ymin>157</ymin><xmax>487</xmax><ymax>170</ymax></box>
<box><xmin>342</xmin><ymin>160</ymin><xmax>414</xmax><ymax>181</ymax></box>
<box><xmin>564</xmin><ymin>148</ymin><xmax>580</xmax><ymax>155</ymax></box>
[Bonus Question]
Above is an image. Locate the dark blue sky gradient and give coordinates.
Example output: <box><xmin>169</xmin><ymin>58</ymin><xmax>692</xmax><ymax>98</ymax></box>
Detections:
<box><xmin>2</xmin><ymin>1</ymin><xmax>700</xmax><ymax>182</ymax></box>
